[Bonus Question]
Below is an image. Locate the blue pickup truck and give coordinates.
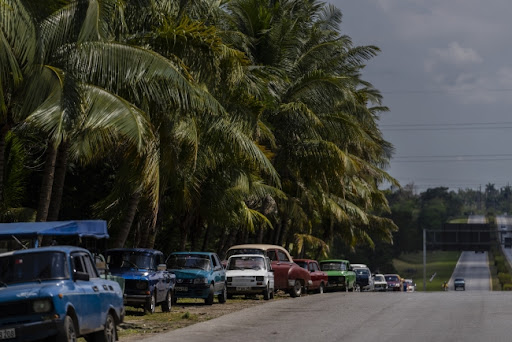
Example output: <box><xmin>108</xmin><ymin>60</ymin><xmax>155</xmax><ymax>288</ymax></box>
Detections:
<box><xmin>106</xmin><ymin>248</ymin><xmax>175</xmax><ymax>314</ymax></box>
<box><xmin>0</xmin><ymin>246</ymin><xmax>125</xmax><ymax>341</ymax></box>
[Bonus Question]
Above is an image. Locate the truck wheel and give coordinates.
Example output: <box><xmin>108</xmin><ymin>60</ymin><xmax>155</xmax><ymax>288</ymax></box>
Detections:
<box><xmin>90</xmin><ymin>313</ymin><xmax>116</xmax><ymax>342</ymax></box>
<box><xmin>264</xmin><ymin>284</ymin><xmax>271</xmax><ymax>300</ymax></box>
<box><xmin>57</xmin><ymin>315</ymin><xmax>76</xmax><ymax>342</ymax></box>
<box><xmin>161</xmin><ymin>290</ymin><xmax>172</xmax><ymax>312</ymax></box>
<box><xmin>353</xmin><ymin>283</ymin><xmax>360</xmax><ymax>292</ymax></box>
<box><xmin>218</xmin><ymin>284</ymin><xmax>227</xmax><ymax>303</ymax></box>
<box><xmin>205</xmin><ymin>284</ymin><xmax>214</xmax><ymax>305</ymax></box>
<box><xmin>290</xmin><ymin>280</ymin><xmax>302</xmax><ymax>297</ymax></box>
<box><xmin>144</xmin><ymin>293</ymin><xmax>156</xmax><ymax>314</ymax></box>
<box><xmin>318</xmin><ymin>282</ymin><xmax>324</xmax><ymax>294</ymax></box>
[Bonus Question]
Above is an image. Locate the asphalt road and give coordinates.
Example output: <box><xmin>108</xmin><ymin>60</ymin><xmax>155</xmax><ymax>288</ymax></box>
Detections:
<box><xmin>141</xmin><ymin>251</ymin><xmax>511</xmax><ymax>342</ymax></box>
<box><xmin>448</xmin><ymin>251</ymin><xmax>490</xmax><ymax>291</ymax></box>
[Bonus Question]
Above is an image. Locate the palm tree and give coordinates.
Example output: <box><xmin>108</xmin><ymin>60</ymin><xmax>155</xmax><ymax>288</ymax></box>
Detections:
<box><xmin>224</xmin><ymin>0</ymin><xmax>398</xmax><ymax>254</ymax></box>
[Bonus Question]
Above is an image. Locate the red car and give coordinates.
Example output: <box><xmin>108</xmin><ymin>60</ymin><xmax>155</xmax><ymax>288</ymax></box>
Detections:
<box><xmin>293</xmin><ymin>259</ymin><xmax>328</xmax><ymax>293</ymax></box>
<box><xmin>226</xmin><ymin>244</ymin><xmax>311</xmax><ymax>297</ymax></box>
<box><xmin>384</xmin><ymin>274</ymin><xmax>402</xmax><ymax>291</ymax></box>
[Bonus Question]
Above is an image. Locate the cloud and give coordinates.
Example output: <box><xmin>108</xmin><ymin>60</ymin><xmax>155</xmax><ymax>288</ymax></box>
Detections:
<box><xmin>430</xmin><ymin>42</ymin><xmax>483</xmax><ymax>66</ymax></box>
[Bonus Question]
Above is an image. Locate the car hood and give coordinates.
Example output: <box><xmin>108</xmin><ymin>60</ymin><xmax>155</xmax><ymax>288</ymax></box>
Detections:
<box><xmin>0</xmin><ymin>281</ymin><xmax>64</xmax><ymax>300</ymax></box>
<box><xmin>109</xmin><ymin>269</ymin><xmax>155</xmax><ymax>279</ymax></box>
<box><xmin>226</xmin><ymin>269</ymin><xmax>268</xmax><ymax>277</ymax></box>
<box><xmin>171</xmin><ymin>269</ymin><xmax>210</xmax><ymax>279</ymax></box>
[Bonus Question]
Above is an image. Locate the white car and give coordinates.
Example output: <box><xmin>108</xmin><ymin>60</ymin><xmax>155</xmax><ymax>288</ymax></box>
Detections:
<box><xmin>226</xmin><ymin>254</ymin><xmax>275</xmax><ymax>300</ymax></box>
<box><xmin>373</xmin><ymin>273</ymin><xmax>388</xmax><ymax>291</ymax></box>
<box><xmin>404</xmin><ymin>279</ymin><xmax>416</xmax><ymax>292</ymax></box>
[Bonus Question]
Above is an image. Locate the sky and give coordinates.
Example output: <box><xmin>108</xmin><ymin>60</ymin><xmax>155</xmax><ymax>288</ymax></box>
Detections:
<box><xmin>330</xmin><ymin>0</ymin><xmax>512</xmax><ymax>193</ymax></box>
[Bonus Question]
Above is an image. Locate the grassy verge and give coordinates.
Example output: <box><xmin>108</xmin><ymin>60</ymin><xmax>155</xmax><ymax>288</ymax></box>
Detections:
<box><xmin>393</xmin><ymin>250</ymin><xmax>461</xmax><ymax>291</ymax></box>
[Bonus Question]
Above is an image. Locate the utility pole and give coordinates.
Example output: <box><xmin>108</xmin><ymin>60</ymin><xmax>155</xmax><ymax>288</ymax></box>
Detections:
<box><xmin>423</xmin><ymin>228</ymin><xmax>426</xmax><ymax>292</ymax></box>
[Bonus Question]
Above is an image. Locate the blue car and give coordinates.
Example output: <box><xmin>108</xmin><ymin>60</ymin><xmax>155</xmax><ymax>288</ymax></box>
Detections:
<box><xmin>0</xmin><ymin>246</ymin><xmax>124</xmax><ymax>342</ymax></box>
<box><xmin>167</xmin><ymin>252</ymin><xmax>227</xmax><ymax>305</ymax></box>
<box><xmin>106</xmin><ymin>248</ymin><xmax>175</xmax><ymax>314</ymax></box>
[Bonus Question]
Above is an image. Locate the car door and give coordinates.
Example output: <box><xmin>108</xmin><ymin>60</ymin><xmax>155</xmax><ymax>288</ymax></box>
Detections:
<box><xmin>211</xmin><ymin>254</ymin><xmax>225</xmax><ymax>292</ymax></box>
<box><xmin>309</xmin><ymin>261</ymin><xmax>321</xmax><ymax>288</ymax></box>
<box><xmin>154</xmin><ymin>252</ymin><xmax>167</xmax><ymax>302</ymax></box>
<box><xmin>71</xmin><ymin>252</ymin><xmax>103</xmax><ymax>332</ymax></box>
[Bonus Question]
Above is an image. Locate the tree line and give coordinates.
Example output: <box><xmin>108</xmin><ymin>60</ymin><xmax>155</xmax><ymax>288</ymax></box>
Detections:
<box><xmin>0</xmin><ymin>0</ymin><xmax>397</xmax><ymax>258</ymax></box>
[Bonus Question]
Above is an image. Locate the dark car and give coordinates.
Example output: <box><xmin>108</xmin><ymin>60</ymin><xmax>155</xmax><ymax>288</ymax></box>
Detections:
<box><xmin>0</xmin><ymin>246</ymin><xmax>125</xmax><ymax>341</ymax></box>
<box><xmin>293</xmin><ymin>259</ymin><xmax>328</xmax><ymax>293</ymax></box>
<box><xmin>106</xmin><ymin>248</ymin><xmax>175</xmax><ymax>314</ymax></box>
<box><xmin>454</xmin><ymin>278</ymin><xmax>465</xmax><ymax>291</ymax></box>
<box><xmin>167</xmin><ymin>252</ymin><xmax>227</xmax><ymax>305</ymax></box>
<box><xmin>353</xmin><ymin>267</ymin><xmax>373</xmax><ymax>291</ymax></box>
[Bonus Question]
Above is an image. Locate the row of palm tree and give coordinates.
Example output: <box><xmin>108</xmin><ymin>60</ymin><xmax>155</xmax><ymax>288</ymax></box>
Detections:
<box><xmin>0</xmin><ymin>0</ymin><xmax>398</xmax><ymax>258</ymax></box>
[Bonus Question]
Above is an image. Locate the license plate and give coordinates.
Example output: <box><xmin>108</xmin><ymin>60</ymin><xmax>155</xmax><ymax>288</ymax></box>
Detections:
<box><xmin>236</xmin><ymin>287</ymin><xmax>250</xmax><ymax>291</ymax></box>
<box><xmin>0</xmin><ymin>328</ymin><xmax>15</xmax><ymax>340</ymax></box>
<box><xmin>175</xmin><ymin>286</ymin><xmax>188</xmax><ymax>292</ymax></box>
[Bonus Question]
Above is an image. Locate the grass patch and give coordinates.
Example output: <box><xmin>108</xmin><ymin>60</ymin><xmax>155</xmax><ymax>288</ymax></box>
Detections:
<box><xmin>393</xmin><ymin>250</ymin><xmax>461</xmax><ymax>291</ymax></box>
<box><xmin>448</xmin><ymin>218</ymin><xmax>467</xmax><ymax>223</ymax></box>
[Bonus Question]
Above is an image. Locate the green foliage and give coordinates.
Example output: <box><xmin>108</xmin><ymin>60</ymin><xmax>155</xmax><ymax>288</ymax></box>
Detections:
<box><xmin>502</xmin><ymin>283</ymin><xmax>512</xmax><ymax>291</ymax></box>
<box><xmin>497</xmin><ymin>272</ymin><xmax>511</xmax><ymax>285</ymax></box>
<box><xmin>393</xmin><ymin>251</ymin><xmax>460</xmax><ymax>291</ymax></box>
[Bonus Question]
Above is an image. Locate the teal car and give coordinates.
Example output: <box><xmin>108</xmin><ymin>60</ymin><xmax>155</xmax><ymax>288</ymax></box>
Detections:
<box><xmin>167</xmin><ymin>252</ymin><xmax>227</xmax><ymax>305</ymax></box>
<box><xmin>319</xmin><ymin>259</ymin><xmax>357</xmax><ymax>291</ymax></box>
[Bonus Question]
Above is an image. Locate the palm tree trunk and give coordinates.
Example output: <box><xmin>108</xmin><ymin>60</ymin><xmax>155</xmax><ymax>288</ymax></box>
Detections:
<box><xmin>36</xmin><ymin>144</ymin><xmax>58</xmax><ymax>222</ymax></box>
<box><xmin>201</xmin><ymin>224</ymin><xmax>212</xmax><ymax>251</ymax></box>
<box><xmin>111</xmin><ymin>192</ymin><xmax>141</xmax><ymax>248</ymax></box>
<box><xmin>47</xmin><ymin>142</ymin><xmax>69</xmax><ymax>221</ymax></box>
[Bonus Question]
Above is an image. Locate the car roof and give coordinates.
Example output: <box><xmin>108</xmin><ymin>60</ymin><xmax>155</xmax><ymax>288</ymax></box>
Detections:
<box><xmin>228</xmin><ymin>244</ymin><xmax>287</xmax><ymax>251</ymax></box>
<box><xmin>320</xmin><ymin>259</ymin><xmax>350</xmax><ymax>263</ymax></box>
<box><xmin>293</xmin><ymin>259</ymin><xmax>317</xmax><ymax>262</ymax></box>
<box><xmin>0</xmin><ymin>245</ymin><xmax>89</xmax><ymax>257</ymax></box>
<box><xmin>170</xmin><ymin>251</ymin><xmax>215</xmax><ymax>256</ymax></box>
<box><xmin>107</xmin><ymin>248</ymin><xmax>162</xmax><ymax>254</ymax></box>
<box><xmin>228</xmin><ymin>254</ymin><xmax>266</xmax><ymax>259</ymax></box>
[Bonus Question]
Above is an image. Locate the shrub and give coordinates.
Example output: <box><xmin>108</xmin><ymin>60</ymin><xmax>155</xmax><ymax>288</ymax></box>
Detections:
<box><xmin>498</xmin><ymin>272</ymin><xmax>512</xmax><ymax>285</ymax></box>
<box><xmin>502</xmin><ymin>283</ymin><xmax>512</xmax><ymax>291</ymax></box>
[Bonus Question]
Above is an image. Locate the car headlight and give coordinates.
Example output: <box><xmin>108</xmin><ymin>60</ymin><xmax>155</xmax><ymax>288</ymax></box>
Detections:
<box><xmin>33</xmin><ymin>299</ymin><xmax>53</xmax><ymax>313</ymax></box>
<box><xmin>193</xmin><ymin>278</ymin><xmax>208</xmax><ymax>284</ymax></box>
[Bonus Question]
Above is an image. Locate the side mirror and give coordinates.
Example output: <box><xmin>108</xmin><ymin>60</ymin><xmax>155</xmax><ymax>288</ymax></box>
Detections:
<box><xmin>73</xmin><ymin>271</ymin><xmax>90</xmax><ymax>282</ymax></box>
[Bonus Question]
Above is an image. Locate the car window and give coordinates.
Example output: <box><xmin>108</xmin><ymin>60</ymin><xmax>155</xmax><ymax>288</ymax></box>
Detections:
<box><xmin>0</xmin><ymin>251</ymin><xmax>69</xmax><ymax>284</ymax></box>
<box><xmin>211</xmin><ymin>255</ymin><xmax>219</xmax><ymax>268</ymax></box>
<box><xmin>266</xmin><ymin>250</ymin><xmax>278</xmax><ymax>261</ymax></box>
<box><xmin>226</xmin><ymin>248</ymin><xmax>264</xmax><ymax>258</ymax></box>
<box><xmin>227</xmin><ymin>256</ymin><xmax>265</xmax><ymax>270</ymax></box>
<box><xmin>320</xmin><ymin>262</ymin><xmax>346</xmax><ymax>271</ymax></box>
<box><xmin>107</xmin><ymin>251</ymin><xmax>154</xmax><ymax>270</ymax></box>
<box><xmin>294</xmin><ymin>261</ymin><xmax>307</xmax><ymax>270</ymax></box>
<box><xmin>168</xmin><ymin>254</ymin><xmax>212</xmax><ymax>271</ymax></box>
<box><xmin>310</xmin><ymin>262</ymin><xmax>319</xmax><ymax>272</ymax></box>
<box><xmin>276</xmin><ymin>250</ymin><xmax>290</xmax><ymax>262</ymax></box>
<box><xmin>82</xmin><ymin>254</ymin><xmax>99</xmax><ymax>278</ymax></box>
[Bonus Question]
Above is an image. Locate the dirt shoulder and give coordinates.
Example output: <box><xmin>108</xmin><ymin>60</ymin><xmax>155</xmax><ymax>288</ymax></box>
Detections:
<box><xmin>118</xmin><ymin>293</ymin><xmax>289</xmax><ymax>341</ymax></box>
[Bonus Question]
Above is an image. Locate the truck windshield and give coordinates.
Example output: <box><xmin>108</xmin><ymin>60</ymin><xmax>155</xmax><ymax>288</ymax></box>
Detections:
<box><xmin>167</xmin><ymin>254</ymin><xmax>211</xmax><ymax>271</ymax></box>
<box><xmin>320</xmin><ymin>262</ymin><xmax>346</xmax><ymax>271</ymax></box>
<box><xmin>0</xmin><ymin>251</ymin><xmax>69</xmax><ymax>284</ymax></box>
<box><xmin>107</xmin><ymin>251</ymin><xmax>153</xmax><ymax>270</ymax></box>
<box><xmin>227</xmin><ymin>256</ymin><xmax>265</xmax><ymax>270</ymax></box>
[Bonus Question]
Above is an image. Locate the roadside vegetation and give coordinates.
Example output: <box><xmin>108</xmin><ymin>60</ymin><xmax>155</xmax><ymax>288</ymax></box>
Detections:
<box><xmin>393</xmin><ymin>251</ymin><xmax>460</xmax><ymax>291</ymax></box>
<box><xmin>489</xmin><ymin>246</ymin><xmax>512</xmax><ymax>290</ymax></box>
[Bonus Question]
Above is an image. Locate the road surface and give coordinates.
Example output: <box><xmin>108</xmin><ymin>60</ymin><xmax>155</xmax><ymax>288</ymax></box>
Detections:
<box><xmin>139</xmin><ymin>251</ymin><xmax>509</xmax><ymax>342</ymax></box>
<box><xmin>448</xmin><ymin>251</ymin><xmax>490</xmax><ymax>291</ymax></box>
